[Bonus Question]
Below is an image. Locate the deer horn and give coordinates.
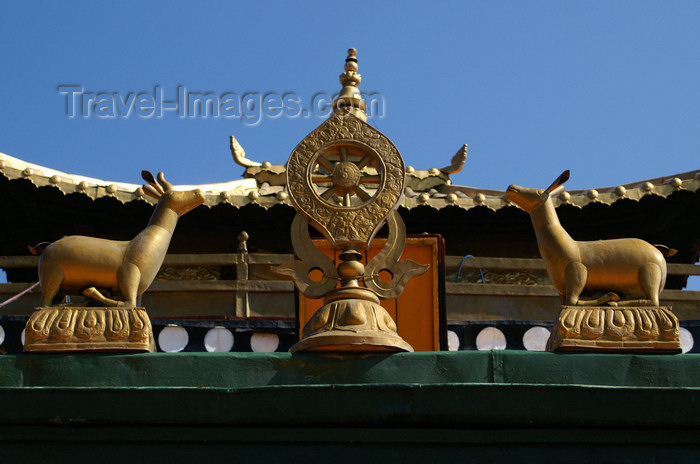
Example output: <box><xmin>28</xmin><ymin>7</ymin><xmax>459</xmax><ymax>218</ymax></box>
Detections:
<box><xmin>142</xmin><ymin>184</ymin><xmax>161</xmax><ymax>199</ymax></box>
<box><xmin>142</xmin><ymin>170</ymin><xmax>164</xmax><ymax>194</ymax></box>
<box><xmin>157</xmin><ymin>172</ymin><xmax>173</xmax><ymax>192</ymax></box>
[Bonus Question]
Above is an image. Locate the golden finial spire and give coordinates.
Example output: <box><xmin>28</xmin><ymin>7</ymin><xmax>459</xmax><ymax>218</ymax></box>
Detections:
<box><xmin>332</xmin><ymin>48</ymin><xmax>367</xmax><ymax>121</ymax></box>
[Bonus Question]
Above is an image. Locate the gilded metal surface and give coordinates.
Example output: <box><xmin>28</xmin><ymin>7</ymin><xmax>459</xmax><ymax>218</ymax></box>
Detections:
<box><xmin>273</xmin><ymin>214</ymin><xmax>339</xmax><ymax>298</ymax></box>
<box><xmin>439</xmin><ymin>144</ymin><xmax>468</xmax><ymax>175</ymax></box>
<box><xmin>294</xmin><ymin>294</ymin><xmax>413</xmax><ymax>352</ymax></box>
<box><xmin>332</xmin><ymin>48</ymin><xmax>367</xmax><ymax>121</ymax></box>
<box><xmin>235</xmin><ymin>231</ymin><xmax>250</xmax><ymax>317</ymax></box>
<box><xmin>284</xmin><ymin>50</ymin><xmax>403</xmax><ymax>249</ymax></box>
<box><xmin>230</xmin><ymin>135</ymin><xmax>261</xmax><ymax>168</ymax></box>
<box><xmin>364</xmin><ymin>211</ymin><xmax>429</xmax><ymax>299</ymax></box>
<box><xmin>3</xmin><ymin>149</ymin><xmax>699</xmax><ymax>211</ymax></box>
<box><xmin>32</xmin><ymin>171</ymin><xmax>204</xmax><ymax>307</ymax></box>
<box><xmin>548</xmin><ymin>306</ymin><xmax>681</xmax><ymax>353</ymax></box>
<box><xmin>280</xmin><ymin>49</ymin><xmax>426</xmax><ymax>353</ymax></box>
<box><xmin>23</xmin><ymin>306</ymin><xmax>154</xmax><ymax>352</ymax></box>
<box><xmin>506</xmin><ymin>171</ymin><xmax>673</xmax><ymax>307</ymax></box>
<box><xmin>287</xmin><ymin>114</ymin><xmax>404</xmax><ymax>248</ymax></box>
<box><xmin>290</xmin><ymin>247</ymin><xmax>414</xmax><ymax>353</ymax></box>
<box><xmin>229</xmin><ymin>137</ymin><xmax>287</xmax><ymax>186</ymax></box>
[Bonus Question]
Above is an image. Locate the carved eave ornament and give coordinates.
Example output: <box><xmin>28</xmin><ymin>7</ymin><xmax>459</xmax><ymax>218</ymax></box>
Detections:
<box><xmin>2</xmin><ymin>150</ymin><xmax>698</xmax><ymax>213</ymax></box>
<box><xmin>0</xmin><ymin>151</ymin><xmax>260</xmax><ymax>207</ymax></box>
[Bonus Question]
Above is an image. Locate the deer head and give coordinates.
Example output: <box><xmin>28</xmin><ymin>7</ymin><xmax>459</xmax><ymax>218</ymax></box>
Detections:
<box><xmin>506</xmin><ymin>170</ymin><xmax>569</xmax><ymax>212</ymax></box>
<box><xmin>141</xmin><ymin>171</ymin><xmax>204</xmax><ymax>216</ymax></box>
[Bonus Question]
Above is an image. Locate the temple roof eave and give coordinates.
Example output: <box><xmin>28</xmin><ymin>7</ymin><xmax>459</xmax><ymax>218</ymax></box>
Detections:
<box><xmin>1</xmin><ymin>152</ymin><xmax>698</xmax><ymax>211</ymax></box>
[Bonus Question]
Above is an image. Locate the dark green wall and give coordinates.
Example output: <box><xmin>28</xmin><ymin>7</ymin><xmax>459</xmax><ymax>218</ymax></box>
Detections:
<box><xmin>1</xmin><ymin>351</ymin><xmax>700</xmax><ymax>463</ymax></box>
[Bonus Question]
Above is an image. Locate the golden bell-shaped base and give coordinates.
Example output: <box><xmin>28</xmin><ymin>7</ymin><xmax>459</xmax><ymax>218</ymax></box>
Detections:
<box><xmin>290</xmin><ymin>288</ymin><xmax>413</xmax><ymax>353</ymax></box>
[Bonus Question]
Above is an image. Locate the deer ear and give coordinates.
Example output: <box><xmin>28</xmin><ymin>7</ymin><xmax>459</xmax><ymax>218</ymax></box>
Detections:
<box><xmin>142</xmin><ymin>170</ymin><xmax>164</xmax><ymax>194</ymax></box>
<box><xmin>549</xmin><ymin>184</ymin><xmax>566</xmax><ymax>197</ymax></box>
<box><xmin>142</xmin><ymin>184</ymin><xmax>161</xmax><ymax>200</ymax></box>
<box><xmin>142</xmin><ymin>170</ymin><xmax>156</xmax><ymax>184</ymax></box>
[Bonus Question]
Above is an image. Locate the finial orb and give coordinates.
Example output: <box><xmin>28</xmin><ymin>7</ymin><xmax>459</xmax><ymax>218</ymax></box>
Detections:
<box><xmin>345</xmin><ymin>48</ymin><xmax>359</xmax><ymax>72</ymax></box>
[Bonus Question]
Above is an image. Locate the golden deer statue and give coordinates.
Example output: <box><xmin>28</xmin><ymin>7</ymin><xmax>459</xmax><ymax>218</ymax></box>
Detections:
<box><xmin>30</xmin><ymin>171</ymin><xmax>204</xmax><ymax>307</ymax></box>
<box><xmin>506</xmin><ymin>170</ymin><xmax>675</xmax><ymax>307</ymax></box>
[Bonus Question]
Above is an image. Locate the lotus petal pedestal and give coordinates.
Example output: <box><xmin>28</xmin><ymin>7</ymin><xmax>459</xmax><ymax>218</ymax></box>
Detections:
<box><xmin>547</xmin><ymin>306</ymin><xmax>681</xmax><ymax>353</ymax></box>
<box><xmin>24</xmin><ymin>307</ymin><xmax>155</xmax><ymax>353</ymax></box>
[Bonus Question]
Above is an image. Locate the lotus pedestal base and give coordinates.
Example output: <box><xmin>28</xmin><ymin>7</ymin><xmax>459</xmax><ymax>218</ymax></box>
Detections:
<box><xmin>547</xmin><ymin>305</ymin><xmax>681</xmax><ymax>353</ymax></box>
<box><xmin>24</xmin><ymin>306</ymin><xmax>155</xmax><ymax>353</ymax></box>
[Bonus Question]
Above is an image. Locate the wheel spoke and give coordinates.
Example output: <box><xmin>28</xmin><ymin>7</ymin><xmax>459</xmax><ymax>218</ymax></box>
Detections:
<box><xmin>315</xmin><ymin>164</ymin><xmax>332</xmax><ymax>175</ymax></box>
<box><xmin>316</xmin><ymin>155</ymin><xmax>334</xmax><ymax>172</ymax></box>
<box><xmin>359</xmin><ymin>175</ymin><xmax>381</xmax><ymax>184</ymax></box>
<box><xmin>321</xmin><ymin>187</ymin><xmax>337</xmax><ymax>200</ymax></box>
<box><xmin>353</xmin><ymin>186</ymin><xmax>372</xmax><ymax>201</ymax></box>
<box><xmin>311</xmin><ymin>175</ymin><xmax>333</xmax><ymax>183</ymax></box>
<box><xmin>313</xmin><ymin>148</ymin><xmax>382</xmax><ymax>208</ymax></box>
<box><xmin>356</xmin><ymin>155</ymin><xmax>372</xmax><ymax>170</ymax></box>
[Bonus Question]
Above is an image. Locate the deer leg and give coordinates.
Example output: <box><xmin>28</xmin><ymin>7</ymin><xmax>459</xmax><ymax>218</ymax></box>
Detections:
<box><xmin>83</xmin><ymin>287</ymin><xmax>121</xmax><ymax>307</ymax></box>
<box><xmin>564</xmin><ymin>262</ymin><xmax>621</xmax><ymax>306</ymax></box>
<box><xmin>613</xmin><ymin>263</ymin><xmax>662</xmax><ymax>307</ymax></box>
<box><xmin>639</xmin><ymin>263</ymin><xmax>662</xmax><ymax>306</ymax></box>
<box><xmin>613</xmin><ymin>299</ymin><xmax>653</xmax><ymax>306</ymax></box>
<box><xmin>590</xmin><ymin>292</ymin><xmax>621</xmax><ymax>305</ymax></box>
<box><xmin>39</xmin><ymin>265</ymin><xmax>64</xmax><ymax>306</ymax></box>
<box><xmin>564</xmin><ymin>262</ymin><xmax>587</xmax><ymax>306</ymax></box>
<box><xmin>118</xmin><ymin>263</ymin><xmax>141</xmax><ymax>307</ymax></box>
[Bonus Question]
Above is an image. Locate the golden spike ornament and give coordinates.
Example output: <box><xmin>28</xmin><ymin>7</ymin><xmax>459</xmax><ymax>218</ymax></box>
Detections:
<box><xmin>332</xmin><ymin>48</ymin><xmax>367</xmax><ymax>122</ymax></box>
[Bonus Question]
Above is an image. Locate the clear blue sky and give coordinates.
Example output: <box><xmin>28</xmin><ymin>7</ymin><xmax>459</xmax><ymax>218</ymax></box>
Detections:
<box><xmin>1</xmin><ymin>1</ymin><xmax>698</xmax><ymax>192</ymax></box>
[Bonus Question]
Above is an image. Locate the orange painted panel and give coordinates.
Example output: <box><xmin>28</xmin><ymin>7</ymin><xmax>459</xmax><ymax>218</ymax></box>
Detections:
<box><xmin>297</xmin><ymin>236</ymin><xmax>445</xmax><ymax>351</ymax></box>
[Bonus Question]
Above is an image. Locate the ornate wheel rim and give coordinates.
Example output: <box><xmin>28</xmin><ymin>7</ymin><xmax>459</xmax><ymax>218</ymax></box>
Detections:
<box><xmin>286</xmin><ymin>114</ymin><xmax>405</xmax><ymax>247</ymax></box>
